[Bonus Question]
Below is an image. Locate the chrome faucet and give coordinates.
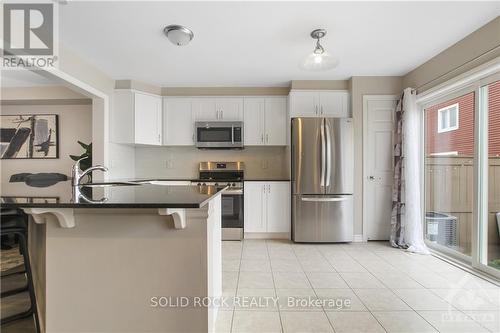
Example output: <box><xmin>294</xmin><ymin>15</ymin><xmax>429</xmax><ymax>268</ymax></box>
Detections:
<box><xmin>71</xmin><ymin>157</ymin><xmax>108</xmax><ymax>186</ymax></box>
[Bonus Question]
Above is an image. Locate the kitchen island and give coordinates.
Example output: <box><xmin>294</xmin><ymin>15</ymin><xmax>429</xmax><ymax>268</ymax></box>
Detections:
<box><xmin>1</xmin><ymin>181</ymin><xmax>224</xmax><ymax>333</ymax></box>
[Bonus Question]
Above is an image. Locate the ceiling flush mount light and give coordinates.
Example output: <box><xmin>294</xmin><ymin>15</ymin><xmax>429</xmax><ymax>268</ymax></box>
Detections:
<box><xmin>299</xmin><ymin>29</ymin><xmax>338</xmax><ymax>71</ymax></box>
<box><xmin>163</xmin><ymin>25</ymin><xmax>194</xmax><ymax>46</ymax></box>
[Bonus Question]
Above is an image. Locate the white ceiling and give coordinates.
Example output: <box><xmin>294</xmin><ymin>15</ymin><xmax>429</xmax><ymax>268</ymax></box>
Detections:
<box><xmin>1</xmin><ymin>69</ymin><xmax>60</xmax><ymax>87</ymax></box>
<box><xmin>59</xmin><ymin>1</ymin><xmax>499</xmax><ymax>87</ymax></box>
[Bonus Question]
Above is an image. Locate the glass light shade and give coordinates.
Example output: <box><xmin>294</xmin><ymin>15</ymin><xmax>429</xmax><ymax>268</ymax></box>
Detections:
<box><xmin>299</xmin><ymin>51</ymin><xmax>339</xmax><ymax>71</ymax></box>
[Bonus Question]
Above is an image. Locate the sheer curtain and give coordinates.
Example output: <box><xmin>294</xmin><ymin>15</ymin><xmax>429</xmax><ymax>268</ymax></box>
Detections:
<box><xmin>390</xmin><ymin>87</ymin><xmax>429</xmax><ymax>254</ymax></box>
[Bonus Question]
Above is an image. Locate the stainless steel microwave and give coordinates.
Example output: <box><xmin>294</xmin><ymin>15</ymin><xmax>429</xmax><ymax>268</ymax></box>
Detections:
<box><xmin>195</xmin><ymin>121</ymin><xmax>244</xmax><ymax>149</ymax></box>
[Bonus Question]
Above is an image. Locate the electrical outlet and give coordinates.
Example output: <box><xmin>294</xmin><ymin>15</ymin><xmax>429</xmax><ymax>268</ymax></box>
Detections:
<box><xmin>261</xmin><ymin>160</ymin><xmax>269</xmax><ymax>169</ymax></box>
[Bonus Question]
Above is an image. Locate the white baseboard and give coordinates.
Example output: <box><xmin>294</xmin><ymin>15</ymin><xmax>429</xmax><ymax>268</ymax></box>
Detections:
<box><xmin>244</xmin><ymin>232</ymin><xmax>290</xmax><ymax>240</ymax></box>
<box><xmin>353</xmin><ymin>234</ymin><xmax>365</xmax><ymax>242</ymax></box>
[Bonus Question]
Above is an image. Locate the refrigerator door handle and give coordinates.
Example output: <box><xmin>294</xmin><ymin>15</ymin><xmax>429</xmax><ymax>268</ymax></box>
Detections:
<box><xmin>301</xmin><ymin>197</ymin><xmax>347</xmax><ymax>202</ymax></box>
<box><xmin>320</xmin><ymin>119</ymin><xmax>326</xmax><ymax>187</ymax></box>
<box><xmin>325</xmin><ymin>121</ymin><xmax>332</xmax><ymax>187</ymax></box>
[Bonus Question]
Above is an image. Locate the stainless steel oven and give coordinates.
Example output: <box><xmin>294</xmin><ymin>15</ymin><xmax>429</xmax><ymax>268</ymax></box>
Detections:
<box><xmin>195</xmin><ymin>121</ymin><xmax>243</xmax><ymax>149</ymax></box>
<box><xmin>192</xmin><ymin>162</ymin><xmax>244</xmax><ymax>240</ymax></box>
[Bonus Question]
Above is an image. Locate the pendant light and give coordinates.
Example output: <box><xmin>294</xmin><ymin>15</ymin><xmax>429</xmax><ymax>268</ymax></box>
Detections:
<box><xmin>299</xmin><ymin>29</ymin><xmax>338</xmax><ymax>71</ymax></box>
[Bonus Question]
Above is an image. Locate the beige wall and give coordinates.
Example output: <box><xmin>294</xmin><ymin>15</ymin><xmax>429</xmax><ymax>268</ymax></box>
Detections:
<box><xmin>135</xmin><ymin>146</ymin><xmax>288</xmax><ymax>180</ymax></box>
<box><xmin>0</xmin><ymin>103</ymin><xmax>92</xmax><ymax>183</ymax></box>
<box><xmin>350</xmin><ymin>77</ymin><xmax>403</xmax><ymax>236</ymax></box>
<box><xmin>1</xmin><ymin>86</ymin><xmax>89</xmax><ymax>102</ymax></box>
<box><xmin>162</xmin><ymin>86</ymin><xmax>290</xmax><ymax>96</ymax></box>
<box><xmin>290</xmin><ymin>80</ymin><xmax>349</xmax><ymax>90</ymax></box>
<box><xmin>403</xmin><ymin>17</ymin><xmax>500</xmax><ymax>91</ymax></box>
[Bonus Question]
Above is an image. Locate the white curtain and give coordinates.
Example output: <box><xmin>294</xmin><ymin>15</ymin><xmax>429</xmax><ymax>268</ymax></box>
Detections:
<box><xmin>390</xmin><ymin>87</ymin><xmax>429</xmax><ymax>254</ymax></box>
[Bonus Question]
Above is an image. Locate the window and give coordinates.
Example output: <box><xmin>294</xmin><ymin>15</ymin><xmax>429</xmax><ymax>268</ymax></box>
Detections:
<box><xmin>422</xmin><ymin>68</ymin><xmax>500</xmax><ymax>279</ymax></box>
<box><xmin>424</xmin><ymin>93</ymin><xmax>474</xmax><ymax>258</ymax></box>
<box><xmin>437</xmin><ymin>103</ymin><xmax>459</xmax><ymax>133</ymax></box>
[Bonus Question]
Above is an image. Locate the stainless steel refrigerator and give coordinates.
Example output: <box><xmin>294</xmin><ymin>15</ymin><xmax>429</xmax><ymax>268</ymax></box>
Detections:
<box><xmin>291</xmin><ymin>117</ymin><xmax>354</xmax><ymax>242</ymax></box>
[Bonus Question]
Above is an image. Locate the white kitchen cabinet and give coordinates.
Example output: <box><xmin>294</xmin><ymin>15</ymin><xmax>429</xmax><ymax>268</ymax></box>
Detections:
<box><xmin>289</xmin><ymin>91</ymin><xmax>318</xmax><ymax>117</ymax></box>
<box><xmin>113</xmin><ymin>90</ymin><xmax>162</xmax><ymax>145</ymax></box>
<box><xmin>243</xmin><ymin>98</ymin><xmax>265</xmax><ymax>145</ymax></box>
<box><xmin>266</xmin><ymin>182</ymin><xmax>290</xmax><ymax>233</ymax></box>
<box><xmin>264</xmin><ymin>98</ymin><xmax>287</xmax><ymax>145</ymax></box>
<box><xmin>163</xmin><ymin>98</ymin><xmax>195</xmax><ymax>145</ymax></box>
<box><xmin>244</xmin><ymin>182</ymin><xmax>267</xmax><ymax>233</ymax></box>
<box><xmin>244</xmin><ymin>181</ymin><xmax>290</xmax><ymax>235</ymax></box>
<box><xmin>243</xmin><ymin>97</ymin><xmax>287</xmax><ymax>146</ymax></box>
<box><xmin>216</xmin><ymin>98</ymin><xmax>243</xmax><ymax>120</ymax></box>
<box><xmin>192</xmin><ymin>98</ymin><xmax>217</xmax><ymax>120</ymax></box>
<box><xmin>289</xmin><ymin>90</ymin><xmax>350</xmax><ymax>118</ymax></box>
<box><xmin>193</xmin><ymin>97</ymin><xmax>243</xmax><ymax>121</ymax></box>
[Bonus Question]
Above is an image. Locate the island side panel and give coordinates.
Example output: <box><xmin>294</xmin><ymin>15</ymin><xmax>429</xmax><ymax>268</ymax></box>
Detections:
<box><xmin>43</xmin><ymin>207</ymin><xmax>214</xmax><ymax>333</ymax></box>
<box><xmin>28</xmin><ymin>221</ymin><xmax>47</xmax><ymax>333</ymax></box>
<box><xmin>206</xmin><ymin>195</ymin><xmax>222</xmax><ymax>333</ymax></box>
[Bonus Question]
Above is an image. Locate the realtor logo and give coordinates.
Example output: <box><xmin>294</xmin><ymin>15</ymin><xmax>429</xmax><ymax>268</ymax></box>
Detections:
<box><xmin>2</xmin><ymin>2</ymin><xmax>58</xmax><ymax>69</ymax></box>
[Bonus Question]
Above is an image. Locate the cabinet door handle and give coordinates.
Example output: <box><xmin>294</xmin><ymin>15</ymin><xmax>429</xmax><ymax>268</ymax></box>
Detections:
<box><xmin>158</xmin><ymin>133</ymin><xmax>161</xmax><ymax>143</ymax></box>
<box><xmin>261</xmin><ymin>134</ymin><xmax>264</xmax><ymax>143</ymax></box>
<box><xmin>266</xmin><ymin>134</ymin><xmax>269</xmax><ymax>144</ymax></box>
<box><xmin>321</xmin><ymin>106</ymin><xmax>324</xmax><ymax>115</ymax></box>
<box><xmin>315</xmin><ymin>105</ymin><xmax>318</xmax><ymax>115</ymax></box>
<box><xmin>221</xmin><ymin>110</ymin><xmax>223</xmax><ymax>119</ymax></box>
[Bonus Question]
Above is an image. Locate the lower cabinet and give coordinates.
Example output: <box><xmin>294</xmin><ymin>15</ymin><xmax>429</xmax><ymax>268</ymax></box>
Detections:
<box><xmin>244</xmin><ymin>181</ymin><xmax>290</xmax><ymax>237</ymax></box>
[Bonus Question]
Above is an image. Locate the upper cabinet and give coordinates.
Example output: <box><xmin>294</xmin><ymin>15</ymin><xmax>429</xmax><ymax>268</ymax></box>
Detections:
<box><xmin>289</xmin><ymin>90</ymin><xmax>350</xmax><ymax>118</ymax></box>
<box><xmin>244</xmin><ymin>96</ymin><xmax>287</xmax><ymax>146</ymax></box>
<box><xmin>163</xmin><ymin>97</ymin><xmax>194</xmax><ymax>146</ymax></box>
<box><xmin>113</xmin><ymin>90</ymin><xmax>162</xmax><ymax>145</ymax></box>
<box><xmin>193</xmin><ymin>97</ymin><xmax>243</xmax><ymax>121</ymax></box>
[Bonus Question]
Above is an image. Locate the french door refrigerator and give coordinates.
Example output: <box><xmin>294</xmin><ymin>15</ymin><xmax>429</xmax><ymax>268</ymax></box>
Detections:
<box><xmin>291</xmin><ymin>117</ymin><xmax>354</xmax><ymax>242</ymax></box>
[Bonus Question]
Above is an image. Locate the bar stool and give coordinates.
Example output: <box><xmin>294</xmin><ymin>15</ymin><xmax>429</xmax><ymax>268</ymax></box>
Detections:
<box><xmin>1</xmin><ymin>209</ymin><xmax>40</xmax><ymax>333</ymax></box>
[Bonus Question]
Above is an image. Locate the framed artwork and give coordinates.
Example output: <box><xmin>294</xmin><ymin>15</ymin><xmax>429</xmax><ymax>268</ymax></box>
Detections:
<box><xmin>0</xmin><ymin>114</ymin><xmax>59</xmax><ymax>159</ymax></box>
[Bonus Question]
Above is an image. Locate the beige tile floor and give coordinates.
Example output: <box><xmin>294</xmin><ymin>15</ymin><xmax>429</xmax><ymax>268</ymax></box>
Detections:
<box><xmin>216</xmin><ymin>240</ymin><xmax>500</xmax><ymax>333</ymax></box>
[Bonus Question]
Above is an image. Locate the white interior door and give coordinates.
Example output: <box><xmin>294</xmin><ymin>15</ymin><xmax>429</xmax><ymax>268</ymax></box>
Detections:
<box><xmin>363</xmin><ymin>96</ymin><xmax>397</xmax><ymax>240</ymax></box>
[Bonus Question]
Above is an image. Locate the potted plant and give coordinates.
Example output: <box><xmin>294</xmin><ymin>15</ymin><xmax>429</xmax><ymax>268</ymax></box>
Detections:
<box><xmin>70</xmin><ymin>141</ymin><xmax>92</xmax><ymax>180</ymax></box>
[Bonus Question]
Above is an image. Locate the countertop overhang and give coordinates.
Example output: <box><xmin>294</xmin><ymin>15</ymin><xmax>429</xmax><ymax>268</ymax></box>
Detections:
<box><xmin>1</xmin><ymin>181</ymin><xmax>225</xmax><ymax>209</ymax></box>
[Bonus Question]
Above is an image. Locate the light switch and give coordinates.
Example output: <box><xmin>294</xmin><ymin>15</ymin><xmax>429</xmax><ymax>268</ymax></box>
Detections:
<box><xmin>261</xmin><ymin>160</ymin><xmax>269</xmax><ymax>169</ymax></box>
<box><xmin>166</xmin><ymin>160</ymin><xmax>173</xmax><ymax>169</ymax></box>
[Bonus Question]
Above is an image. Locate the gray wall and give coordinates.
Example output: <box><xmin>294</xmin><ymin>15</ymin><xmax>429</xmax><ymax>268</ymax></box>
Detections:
<box><xmin>403</xmin><ymin>16</ymin><xmax>500</xmax><ymax>91</ymax></box>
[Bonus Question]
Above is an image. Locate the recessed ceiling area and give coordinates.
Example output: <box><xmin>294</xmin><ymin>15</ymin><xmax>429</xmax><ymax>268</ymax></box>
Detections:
<box><xmin>59</xmin><ymin>1</ymin><xmax>499</xmax><ymax>87</ymax></box>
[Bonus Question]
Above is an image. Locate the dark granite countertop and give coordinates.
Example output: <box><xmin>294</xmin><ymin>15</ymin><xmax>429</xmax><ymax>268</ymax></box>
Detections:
<box><xmin>0</xmin><ymin>180</ymin><xmax>224</xmax><ymax>209</ymax></box>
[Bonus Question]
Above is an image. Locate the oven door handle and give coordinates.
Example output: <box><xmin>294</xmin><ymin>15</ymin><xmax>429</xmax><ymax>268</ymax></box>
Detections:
<box><xmin>223</xmin><ymin>189</ymin><xmax>243</xmax><ymax>195</ymax></box>
<box><xmin>231</xmin><ymin>125</ymin><xmax>234</xmax><ymax>145</ymax></box>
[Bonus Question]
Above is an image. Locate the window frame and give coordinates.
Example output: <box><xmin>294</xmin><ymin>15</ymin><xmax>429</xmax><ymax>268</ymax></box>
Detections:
<box><xmin>437</xmin><ymin>103</ymin><xmax>459</xmax><ymax>133</ymax></box>
<box><xmin>417</xmin><ymin>59</ymin><xmax>500</xmax><ymax>280</ymax></box>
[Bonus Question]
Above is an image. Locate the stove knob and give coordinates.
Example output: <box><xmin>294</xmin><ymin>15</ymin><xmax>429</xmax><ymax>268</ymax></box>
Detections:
<box><xmin>232</xmin><ymin>183</ymin><xmax>236</xmax><ymax>187</ymax></box>
<box><xmin>214</xmin><ymin>183</ymin><xmax>219</xmax><ymax>186</ymax></box>
<box><xmin>197</xmin><ymin>183</ymin><xmax>201</xmax><ymax>186</ymax></box>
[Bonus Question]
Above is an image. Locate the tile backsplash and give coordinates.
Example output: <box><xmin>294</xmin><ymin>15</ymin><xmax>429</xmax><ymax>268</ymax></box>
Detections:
<box><xmin>135</xmin><ymin>146</ymin><xmax>289</xmax><ymax>180</ymax></box>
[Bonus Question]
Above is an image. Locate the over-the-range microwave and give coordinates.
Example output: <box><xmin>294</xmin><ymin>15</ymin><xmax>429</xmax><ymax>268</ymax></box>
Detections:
<box><xmin>195</xmin><ymin>121</ymin><xmax>243</xmax><ymax>149</ymax></box>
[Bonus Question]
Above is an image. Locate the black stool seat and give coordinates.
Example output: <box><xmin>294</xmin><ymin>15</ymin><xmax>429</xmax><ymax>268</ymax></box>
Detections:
<box><xmin>0</xmin><ymin>209</ymin><xmax>40</xmax><ymax>332</ymax></box>
<box><xmin>1</xmin><ymin>215</ymin><xmax>27</xmax><ymax>230</ymax></box>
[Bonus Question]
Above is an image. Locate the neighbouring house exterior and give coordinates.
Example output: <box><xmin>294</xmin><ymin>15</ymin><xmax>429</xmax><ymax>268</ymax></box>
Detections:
<box><xmin>425</xmin><ymin>80</ymin><xmax>500</xmax><ymax>157</ymax></box>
